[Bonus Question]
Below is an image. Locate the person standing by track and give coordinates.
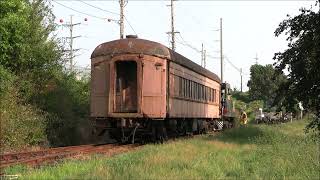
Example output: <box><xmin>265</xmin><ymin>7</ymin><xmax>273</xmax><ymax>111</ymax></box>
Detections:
<box><xmin>240</xmin><ymin>111</ymin><xmax>248</xmax><ymax>126</ymax></box>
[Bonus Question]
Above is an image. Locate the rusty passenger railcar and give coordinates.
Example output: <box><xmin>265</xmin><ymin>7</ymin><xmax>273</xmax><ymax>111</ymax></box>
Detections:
<box><xmin>90</xmin><ymin>36</ymin><xmax>226</xmax><ymax>143</ymax></box>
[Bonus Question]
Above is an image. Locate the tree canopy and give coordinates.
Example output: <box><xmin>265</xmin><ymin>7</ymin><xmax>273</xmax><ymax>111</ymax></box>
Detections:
<box><xmin>247</xmin><ymin>64</ymin><xmax>287</xmax><ymax>109</ymax></box>
<box><xmin>273</xmin><ymin>1</ymin><xmax>320</xmax><ymax>132</ymax></box>
<box><xmin>1</xmin><ymin>0</ymin><xmax>61</xmax><ymax>70</ymax></box>
<box><xmin>0</xmin><ymin>0</ymin><xmax>90</xmax><ymax>149</ymax></box>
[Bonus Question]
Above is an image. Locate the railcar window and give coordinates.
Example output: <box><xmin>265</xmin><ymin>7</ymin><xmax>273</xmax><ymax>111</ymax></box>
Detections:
<box><xmin>203</xmin><ymin>85</ymin><xmax>205</xmax><ymax>101</ymax></box>
<box><xmin>212</xmin><ymin>89</ymin><xmax>214</xmax><ymax>102</ymax></box>
<box><xmin>204</xmin><ymin>86</ymin><xmax>207</xmax><ymax>101</ymax></box>
<box><xmin>188</xmin><ymin>80</ymin><xmax>190</xmax><ymax>98</ymax></box>
<box><xmin>187</xmin><ymin>80</ymin><xmax>190</xmax><ymax>98</ymax></box>
<box><xmin>190</xmin><ymin>81</ymin><xmax>192</xmax><ymax>99</ymax></box>
<box><xmin>206</xmin><ymin>87</ymin><xmax>208</xmax><ymax>101</ymax></box>
<box><xmin>193</xmin><ymin>82</ymin><xmax>197</xmax><ymax>100</ymax></box>
<box><xmin>205</xmin><ymin>87</ymin><xmax>208</xmax><ymax>101</ymax></box>
<box><xmin>199</xmin><ymin>84</ymin><xmax>201</xmax><ymax>100</ymax></box>
<box><xmin>184</xmin><ymin>78</ymin><xmax>186</xmax><ymax>97</ymax></box>
<box><xmin>189</xmin><ymin>80</ymin><xmax>192</xmax><ymax>99</ymax></box>
<box><xmin>174</xmin><ymin>76</ymin><xmax>180</xmax><ymax>96</ymax></box>
<box><xmin>201</xmin><ymin>85</ymin><xmax>204</xmax><ymax>101</ymax></box>
<box><xmin>199</xmin><ymin>84</ymin><xmax>202</xmax><ymax>100</ymax></box>
<box><xmin>203</xmin><ymin>86</ymin><xmax>206</xmax><ymax>101</ymax></box>
<box><xmin>195</xmin><ymin>83</ymin><xmax>198</xmax><ymax>100</ymax></box>
<box><xmin>178</xmin><ymin>77</ymin><xmax>182</xmax><ymax>96</ymax></box>
<box><xmin>213</xmin><ymin>89</ymin><xmax>215</xmax><ymax>102</ymax></box>
<box><xmin>211</xmin><ymin>88</ymin><xmax>214</xmax><ymax>102</ymax></box>
<box><xmin>183</xmin><ymin>79</ymin><xmax>188</xmax><ymax>97</ymax></box>
<box><xmin>198</xmin><ymin>84</ymin><xmax>201</xmax><ymax>100</ymax></box>
<box><xmin>173</xmin><ymin>76</ymin><xmax>218</xmax><ymax>103</ymax></box>
<box><xmin>182</xmin><ymin>78</ymin><xmax>184</xmax><ymax>97</ymax></box>
<box><xmin>216</xmin><ymin>89</ymin><xmax>218</xmax><ymax>103</ymax></box>
<box><xmin>181</xmin><ymin>78</ymin><xmax>184</xmax><ymax>97</ymax></box>
<box><xmin>174</xmin><ymin>76</ymin><xmax>178</xmax><ymax>96</ymax></box>
<box><xmin>200</xmin><ymin>84</ymin><xmax>202</xmax><ymax>100</ymax></box>
<box><xmin>189</xmin><ymin>81</ymin><xmax>191</xmax><ymax>99</ymax></box>
<box><xmin>203</xmin><ymin>86</ymin><xmax>207</xmax><ymax>101</ymax></box>
<box><xmin>193</xmin><ymin>81</ymin><xmax>195</xmax><ymax>99</ymax></box>
<box><xmin>190</xmin><ymin>81</ymin><xmax>193</xmax><ymax>99</ymax></box>
<box><xmin>196</xmin><ymin>83</ymin><xmax>199</xmax><ymax>100</ymax></box>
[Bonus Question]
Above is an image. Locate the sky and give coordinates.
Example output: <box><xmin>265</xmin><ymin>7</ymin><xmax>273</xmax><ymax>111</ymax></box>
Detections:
<box><xmin>51</xmin><ymin>0</ymin><xmax>316</xmax><ymax>91</ymax></box>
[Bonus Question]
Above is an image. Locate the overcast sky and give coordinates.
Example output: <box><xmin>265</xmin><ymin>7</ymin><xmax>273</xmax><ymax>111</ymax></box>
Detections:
<box><xmin>51</xmin><ymin>0</ymin><xmax>316</xmax><ymax>91</ymax></box>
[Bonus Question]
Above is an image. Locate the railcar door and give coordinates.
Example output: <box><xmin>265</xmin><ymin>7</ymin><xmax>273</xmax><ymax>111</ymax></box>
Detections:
<box><xmin>141</xmin><ymin>58</ymin><xmax>166</xmax><ymax>117</ymax></box>
<box><xmin>114</xmin><ymin>61</ymin><xmax>138</xmax><ymax>113</ymax></box>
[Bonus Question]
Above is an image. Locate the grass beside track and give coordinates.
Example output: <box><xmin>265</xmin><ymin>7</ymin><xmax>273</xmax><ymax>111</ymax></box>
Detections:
<box><xmin>4</xmin><ymin>119</ymin><xmax>319</xmax><ymax>179</ymax></box>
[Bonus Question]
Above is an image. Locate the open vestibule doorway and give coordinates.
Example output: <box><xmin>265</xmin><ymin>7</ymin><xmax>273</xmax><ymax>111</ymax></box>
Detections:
<box><xmin>114</xmin><ymin>61</ymin><xmax>138</xmax><ymax>113</ymax></box>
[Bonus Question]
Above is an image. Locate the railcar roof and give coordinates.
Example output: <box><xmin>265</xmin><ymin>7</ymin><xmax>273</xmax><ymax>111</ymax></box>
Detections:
<box><xmin>91</xmin><ymin>38</ymin><xmax>221</xmax><ymax>83</ymax></box>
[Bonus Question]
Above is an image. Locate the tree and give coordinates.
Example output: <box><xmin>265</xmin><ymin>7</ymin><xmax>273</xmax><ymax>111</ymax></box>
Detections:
<box><xmin>247</xmin><ymin>64</ymin><xmax>287</xmax><ymax>109</ymax></box>
<box><xmin>0</xmin><ymin>0</ymin><xmax>91</xmax><ymax>148</ymax></box>
<box><xmin>273</xmin><ymin>1</ymin><xmax>320</xmax><ymax>132</ymax></box>
<box><xmin>0</xmin><ymin>0</ymin><xmax>62</xmax><ymax>99</ymax></box>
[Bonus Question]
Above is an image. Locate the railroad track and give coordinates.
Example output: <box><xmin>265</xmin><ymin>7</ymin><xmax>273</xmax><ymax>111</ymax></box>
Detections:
<box><xmin>0</xmin><ymin>132</ymin><xmax>218</xmax><ymax>171</ymax></box>
<box><xmin>0</xmin><ymin>143</ymin><xmax>139</xmax><ymax>169</ymax></box>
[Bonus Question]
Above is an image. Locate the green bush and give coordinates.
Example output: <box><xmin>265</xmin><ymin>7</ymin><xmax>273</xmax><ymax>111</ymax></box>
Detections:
<box><xmin>37</xmin><ymin>72</ymin><xmax>91</xmax><ymax>146</ymax></box>
<box><xmin>0</xmin><ymin>66</ymin><xmax>48</xmax><ymax>150</ymax></box>
<box><xmin>0</xmin><ymin>0</ymin><xmax>92</xmax><ymax>150</ymax></box>
<box><xmin>0</xmin><ymin>67</ymin><xmax>91</xmax><ymax>150</ymax></box>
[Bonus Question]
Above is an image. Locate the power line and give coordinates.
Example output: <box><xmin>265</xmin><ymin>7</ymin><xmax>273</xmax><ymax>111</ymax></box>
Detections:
<box><xmin>52</xmin><ymin>0</ymin><xmax>106</xmax><ymax>20</ymax></box>
<box><xmin>78</xmin><ymin>0</ymin><xmax>137</xmax><ymax>35</ymax></box>
<box><xmin>176</xmin><ymin>40</ymin><xmax>201</xmax><ymax>54</ymax></box>
<box><xmin>224</xmin><ymin>56</ymin><xmax>241</xmax><ymax>72</ymax></box>
<box><xmin>124</xmin><ymin>16</ymin><xmax>137</xmax><ymax>35</ymax></box>
<box><xmin>177</xmin><ymin>34</ymin><xmax>201</xmax><ymax>52</ymax></box>
<box><xmin>177</xmin><ymin>34</ymin><xmax>219</xmax><ymax>59</ymax></box>
<box><xmin>78</xmin><ymin>0</ymin><xmax>119</xmax><ymax>15</ymax></box>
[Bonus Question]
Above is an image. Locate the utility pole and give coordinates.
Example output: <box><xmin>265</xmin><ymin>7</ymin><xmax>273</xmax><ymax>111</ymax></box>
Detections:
<box><xmin>119</xmin><ymin>0</ymin><xmax>125</xmax><ymax>39</ymax></box>
<box><xmin>69</xmin><ymin>15</ymin><xmax>74</xmax><ymax>71</ymax></box>
<box><xmin>204</xmin><ymin>49</ymin><xmax>206</xmax><ymax>68</ymax></box>
<box><xmin>201</xmin><ymin>43</ymin><xmax>207</xmax><ymax>68</ymax></box>
<box><xmin>254</xmin><ymin>53</ymin><xmax>258</xmax><ymax>64</ymax></box>
<box><xmin>240</xmin><ymin>68</ymin><xmax>243</xmax><ymax>92</ymax></box>
<box><xmin>220</xmin><ymin>18</ymin><xmax>223</xmax><ymax>83</ymax></box>
<box><xmin>61</xmin><ymin>15</ymin><xmax>81</xmax><ymax>72</ymax></box>
<box><xmin>167</xmin><ymin>0</ymin><xmax>179</xmax><ymax>51</ymax></box>
<box><xmin>201</xmin><ymin>43</ymin><xmax>204</xmax><ymax>67</ymax></box>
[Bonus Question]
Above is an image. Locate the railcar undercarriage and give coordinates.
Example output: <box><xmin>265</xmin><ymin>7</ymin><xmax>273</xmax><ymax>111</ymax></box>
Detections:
<box><xmin>92</xmin><ymin>118</ymin><xmax>234</xmax><ymax>144</ymax></box>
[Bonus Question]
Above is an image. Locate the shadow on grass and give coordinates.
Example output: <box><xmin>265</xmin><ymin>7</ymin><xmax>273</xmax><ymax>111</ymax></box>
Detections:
<box><xmin>204</xmin><ymin>125</ymin><xmax>264</xmax><ymax>145</ymax></box>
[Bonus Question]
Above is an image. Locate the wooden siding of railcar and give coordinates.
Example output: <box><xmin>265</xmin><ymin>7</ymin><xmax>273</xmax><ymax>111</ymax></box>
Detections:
<box><xmin>168</xmin><ymin>62</ymin><xmax>220</xmax><ymax>118</ymax></box>
<box><xmin>91</xmin><ymin>54</ymin><xmax>167</xmax><ymax>119</ymax></box>
<box><xmin>90</xmin><ymin>56</ymin><xmax>110</xmax><ymax>117</ymax></box>
<box><xmin>140</xmin><ymin>55</ymin><xmax>167</xmax><ymax>118</ymax></box>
